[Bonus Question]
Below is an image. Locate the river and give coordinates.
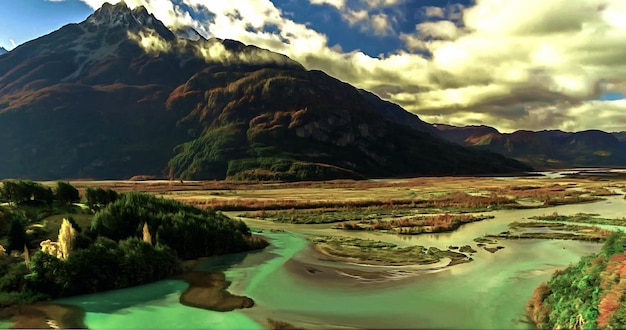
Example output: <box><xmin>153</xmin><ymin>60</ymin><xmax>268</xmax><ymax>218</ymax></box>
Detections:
<box><xmin>50</xmin><ymin>193</ymin><xmax>624</xmax><ymax>329</ymax></box>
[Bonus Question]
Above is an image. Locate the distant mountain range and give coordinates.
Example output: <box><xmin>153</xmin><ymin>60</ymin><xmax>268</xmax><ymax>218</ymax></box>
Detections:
<box><xmin>0</xmin><ymin>47</ymin><xmax>7</xmax><ymax>55</ymax></box>
<box><xmin>0</xmin><ymin>2</ymin><xmax>535</xmax><ymax>180</ymax></box>
<box><xmin>435</xmin><ymin>124</ymin><xmax>626</xmax><ymax>169</ymax></box>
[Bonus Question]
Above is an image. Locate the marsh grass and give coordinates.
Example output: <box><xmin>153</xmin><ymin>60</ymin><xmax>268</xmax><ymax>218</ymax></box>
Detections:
<box><xmin>530</xmin><ymin>212</ymin><xmax>626</xmax><ymax>226</ymax></box>
<box><xmin>478</xmin><ymin>221</ymin><xmax>614</xmax><ymax>242</ymax></box>
<box><xmin>307</xmin><ymin>236</ymin><xmax>471</xmax><ymax>266</ymax></box>
<box><xmin>336</xmin><ymin>214</ymin><xmax>495</xmax><ymax>235</ymax></box>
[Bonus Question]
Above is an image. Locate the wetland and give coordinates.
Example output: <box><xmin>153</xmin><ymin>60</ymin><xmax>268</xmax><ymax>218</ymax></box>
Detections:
<box><xmin>1</xmin><ymin>169</ymin><xmax>626</xmax><ymax>329</ymax></box>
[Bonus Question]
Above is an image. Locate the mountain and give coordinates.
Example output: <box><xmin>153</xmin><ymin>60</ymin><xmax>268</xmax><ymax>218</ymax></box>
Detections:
<box><xmin>0</xmin><ymin>47</ymin><xmax>7</xmax><ymax>55</ymax></box>
<box><xmin>613</xmin><ymin>132</ymin><xmax>626</xmax><ymax>143</ymax></box>
<box><xmin>436</xmin><ymin>124</ymin><xmax>626</xmax><ymax>168</ymax></box>
<box><xmin>0</xmin><ymin>2</ymin><xmax>530</xmax><ymax>180</ymax></box>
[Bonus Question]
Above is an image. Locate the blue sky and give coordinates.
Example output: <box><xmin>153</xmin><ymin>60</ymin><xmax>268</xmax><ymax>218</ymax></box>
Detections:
<box><xmin>0</xmin><ymin>0</ymin><xmax>470</xmax><ymax>56</ymax></box>
<box><xmin>0</xmin><ymin>0</ymin><xmax>92</xmax><ymax>50</ymax></box>
<box><xmin>1</xmin><ymin>0</ymin><xmax>625</xmax><ymax>132</ymax></box>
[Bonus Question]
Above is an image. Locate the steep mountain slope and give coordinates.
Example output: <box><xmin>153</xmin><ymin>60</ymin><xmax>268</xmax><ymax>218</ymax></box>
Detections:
<box><xmin>436</xmin><ymin>124</ymin><xmax>626</xmax><ymax>168</ymax></box>
<box><xmin>0</xmin><ymin>2</ymin><xmax>530</xmax><ymax>180</ymax></box>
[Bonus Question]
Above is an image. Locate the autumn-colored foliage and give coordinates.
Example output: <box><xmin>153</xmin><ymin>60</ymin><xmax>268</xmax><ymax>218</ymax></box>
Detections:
<box><xmin>526</xmin><ymin>282</ymin><xmax>552</xmax><ymax>327</ymax></box>
<box><xmin>528</xmin><ymin>232</ymin><xmax>626</xmax><ymax>329</ymax></box>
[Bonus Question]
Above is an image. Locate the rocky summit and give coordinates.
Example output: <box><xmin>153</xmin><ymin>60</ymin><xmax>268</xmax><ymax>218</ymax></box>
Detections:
<box><xmin>0</xmin><ymin>2</ymin><xmax>530</xmax><ymax>180</ymax></box>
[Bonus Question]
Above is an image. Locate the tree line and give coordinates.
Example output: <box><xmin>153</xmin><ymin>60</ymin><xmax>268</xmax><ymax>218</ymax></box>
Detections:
<box><xmin>1</xmin><ymin>187</ymin><xmax>268</xmax><ymax>308</ymax></box>
<box><xmin>0</xmin><ymin>180</ymin><xmax>118</xmax><ymax>207</ymax></box>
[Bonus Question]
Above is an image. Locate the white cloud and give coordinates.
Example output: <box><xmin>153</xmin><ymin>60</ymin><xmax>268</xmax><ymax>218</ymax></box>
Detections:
<box><xmin>416</xmin><ymin>20</ymin><xmax>462</xmax><ymax>40</ymax></box>
<box><xmin>370</xmin><ymin>13</ymin><xmax>393</xmax><ymax>36</ymax></box>
<box><xmin>9</xmin><ymin>39</ymin><xmax>16</xmax><ymax>48</ymax></box>
<box><xmin>423</xmin><ymin>6</ymin><xmax>444</xmax><ymax>18</ymax></box>
<box><xmin>76</xmin><ymin>0</ymin><xmax>626</xmax><ymax>132</ymax></box>
<box><xmin>309</xmin><ymin>0</ymin><xmax>345</xmax><ymax>10</ymax></box>
<box><xmin>343</xmin><ymin>9</ymin><xmax>368</xmax><ymax>25</ymax></box>
<box><xmin>362</xmin><ymin>0</ymin><xmax>405</xmax><ymax>8</ymax></box>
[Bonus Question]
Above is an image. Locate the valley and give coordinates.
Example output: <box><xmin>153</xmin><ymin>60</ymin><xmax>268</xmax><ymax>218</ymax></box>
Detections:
<box><xmin>1</xmin><ymin>1</ymin><xmax>626</xmax><ymax>329</ymax></box>
<box><xmin>1</xmin><ymin>169</ymin><xmax>624</xmax><ymax>329</ymax></box>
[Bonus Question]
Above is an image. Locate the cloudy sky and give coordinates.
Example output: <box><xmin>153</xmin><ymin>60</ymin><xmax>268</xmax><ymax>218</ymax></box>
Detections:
<box><xmin>1</xmin><ymin>0</ymin><xmax>625</xmax><ymax>133</ymax></box>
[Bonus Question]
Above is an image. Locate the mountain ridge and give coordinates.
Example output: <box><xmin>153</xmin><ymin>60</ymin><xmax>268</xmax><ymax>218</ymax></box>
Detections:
<box><xmin>0</xmin><ymin>2</ymin><xmax>530</xmax><ymax>180</ymax></box>
<box><xmin>435</xmin><ymin>124</ymin><xmax>626</xmax><ymax>168</ymax></box>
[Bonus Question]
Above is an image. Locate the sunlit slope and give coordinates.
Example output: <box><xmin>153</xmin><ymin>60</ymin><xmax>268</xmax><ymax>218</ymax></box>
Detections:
<box><xmin>0</xmin><ymin>2</ymin><xmax>530</xmax><ymax>180</ymax></box>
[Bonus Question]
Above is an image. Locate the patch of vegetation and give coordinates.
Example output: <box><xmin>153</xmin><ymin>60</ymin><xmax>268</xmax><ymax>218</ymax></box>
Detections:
<box><xmin>527</xmin><ymin>231</ymin><xmax>626</xmax><ymax>329</ymax></box>
<box><xmin>0</xmin><ymin>181</ymin><xmax>268</xmax><ymax>320</ymax></box>
<box><xmin>243</xmin><ymin>207</ymin><xmax>415</xmax><ymax>224</ymax></box>
<box><xmin>307</xmin><ymin>236</ymin><xmax>470</xmax><ymax>266</ymax></box>
<box><xmin>477</xmin><ymin>221</ymin><xmax>614</xmax><ymax>242</ymax></box>
<box><xmin>83</xmin><ymin>187</ymin><xmax>118</xmax><ymax>210</ymax></box>
<box><xmin>232</xmin><ymin>191</ymin><xmax>517</xmax><ymax>215</ymax></box>
<box><xmin>335</xmin><ymin>213</ymin><xmax>494</xmax><ymax>235</ymax></box>
<box><xmin>91</xmin><ymin>192</ymin><xmax>269</xmax><ymax>260</ymax></box>
<box><xmin>529</xmin><ymin>212</ymin><xmax>626</xmax><ymax>227</ymax></box>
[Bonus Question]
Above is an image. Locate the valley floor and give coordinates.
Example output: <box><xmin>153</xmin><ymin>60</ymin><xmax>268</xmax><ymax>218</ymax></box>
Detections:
<box><xmin>4</xmin><ymin>169</ymin><xmax>626</xmax><ymax>329</ymax></box>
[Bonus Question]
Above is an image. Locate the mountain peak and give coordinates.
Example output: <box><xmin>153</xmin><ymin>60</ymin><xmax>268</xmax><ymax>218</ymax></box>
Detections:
<box><xmin>85</xmin><ymin>2</ymin><xmax>175</xmax><ymax>42</ymax></box>
<box><xmin>0</xmin><ymin>47</ymin><xmax>7</xmax><ymax>55</ymax></box>
<box><xmin>87</xmin><ymin>2</ymin><xmax>157</xmax><ymax>30</ymax></box>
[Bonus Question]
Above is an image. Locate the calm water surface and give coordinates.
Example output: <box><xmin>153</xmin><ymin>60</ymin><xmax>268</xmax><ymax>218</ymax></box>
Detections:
<box><xmin>53</xmin><ymin>195</ymin><xmax>625</xmax><ymax>329</ymax></box>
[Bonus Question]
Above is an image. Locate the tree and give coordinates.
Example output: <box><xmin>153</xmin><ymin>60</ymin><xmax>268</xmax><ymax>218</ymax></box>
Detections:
<box><xmin>57</xmin><ymin>218</ymin><xmax>76</xmax><ymax>260</ymax></box>
<box><xmin>54</xmin><ymin>182</ymin><xmax>79</xmax><ymax>205</ymax></box>
<box><xmin>66</xmin><ymin>216</ymin><xmax>82</xmax><ymax>233</ymax></box>
<box><xmin>84</xmin><ymin>187</ymin><xmax>118</xmax><ymax>209</ymax></box>
<box><xmin>7</xmin><ymin>217</ymin><xmax>27</xmax><ymax>254</ymax></box>
<box><xmin>142</xmin><ymin>222</ymin><xmax>152</xmax><ymax>245</ymax></box>
<box><xmin>32</xmin><ymin>185</ymin><xmax>54</xmax><ymax>206</ymax></box>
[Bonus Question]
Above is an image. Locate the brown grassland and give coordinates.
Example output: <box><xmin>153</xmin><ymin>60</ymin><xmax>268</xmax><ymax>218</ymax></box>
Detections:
<box><xmin>58</xmin><ymin>175</ymin><xmax>622</xmax><ymax>213</ymax></box>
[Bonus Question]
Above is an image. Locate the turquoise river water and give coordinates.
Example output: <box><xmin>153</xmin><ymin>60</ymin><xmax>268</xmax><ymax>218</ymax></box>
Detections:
<box><xmin>42</xmin><ymin>194</ymin><xmax>626</xmax><ymax>329</ymax></box>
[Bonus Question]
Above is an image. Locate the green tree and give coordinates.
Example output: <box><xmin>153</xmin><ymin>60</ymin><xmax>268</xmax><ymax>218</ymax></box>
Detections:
<box><xmin>6</xmin><ymin>217</ymin><xmax>27</xmax><ymax>254</ymax></box>
<box><xmin>84</xmin><ymin>187</ymin><xmax>118</xmax><ymax>209</ymax></box>
<box><xmin>32</xmin><ymin>185</ymin><xmax>54</xmax><ymax>206</ymax></box>
<box><xmin>54</xmin><ymin>181</ymin><xmax>80</xmax><ymax>205</ymax></box>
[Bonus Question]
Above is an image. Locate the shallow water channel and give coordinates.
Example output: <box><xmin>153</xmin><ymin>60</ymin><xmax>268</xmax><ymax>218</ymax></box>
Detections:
<box><xmin>53</xmin><ymin>195</ymin><xmax>624</xmax><ymax>329</ymax></box>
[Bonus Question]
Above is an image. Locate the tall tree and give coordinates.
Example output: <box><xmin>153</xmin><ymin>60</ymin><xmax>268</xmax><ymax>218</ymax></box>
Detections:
<box><xmin>142</xmin><ymin>222</ymin><xmax>152</xmax><ymax>245</ymax></box>
<box><xmin>54</xmin><ymin>181</ymin><xmax>79</xmax><ymax>205</ymax></box>
<box><xmin>7</xmin><ymin>217</ymin><xmax>27</xmax><ymax>254</ymax></box>
<box><xmin>57</xmin><ymin>218</ymin><xmax>76</xmax><ymax>260</ymax></box>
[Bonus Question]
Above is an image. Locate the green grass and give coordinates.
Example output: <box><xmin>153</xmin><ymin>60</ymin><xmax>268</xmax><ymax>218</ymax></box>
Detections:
<box><xmin>38</xmin><ymin>214</ymin><xmax>93</xmax><ymax>240</ymax></box>
<box><xmin>475</xmin><ymin>221</ymin><xmax>614</xmax><ymax>242</ymax></box>
<box><xmin>529</xmin><ymin>212</ymin><xmax>626</xmax><ymax>226</ymax></box>
<box><xmin>307</xmin><ymin>236</ymin><xmax>471</xmax><ymax>266</ymax></box>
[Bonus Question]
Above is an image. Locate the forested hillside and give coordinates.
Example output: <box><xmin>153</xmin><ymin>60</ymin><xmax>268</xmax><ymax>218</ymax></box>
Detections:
<box><xmin>527</xmin><ymin>231</ymin><xmax>626</xmax><ymax>329</ymax></box>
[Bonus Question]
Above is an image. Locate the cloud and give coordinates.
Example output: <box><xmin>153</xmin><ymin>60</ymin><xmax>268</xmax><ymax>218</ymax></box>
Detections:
<box><xmin>309</xmin><ymin>0</ymin><xmax>402</xmax><ymax>36</ymax></box>
<box><xmin>362</xmin><ymin>0</ymin><xmax>405</xmax><ymax>8</ymax></box>
<box><xmin>309</xmin><ymin>0</ymin><xmax>345</xmax><ymax>10</ymax></box>
<box><xmin>343</xmin><ymin>9</ymin><xmax>368</xmax><ymax>25</ymax></box>
<box><xmin>416</xmin><ymin>20</ymin><xmax>462</xmax><ymax>40</ymax></box>
<box><xmin>127</xmin><ymin>30</ymin><xmax>172</xmax><ymax>54</ymax></box>
<box><xmin>77</xmin><ymin>0</ymin><xmax>626</xmax><ymax>132</ymax></box>
<box><xmin>369</xmin><ymin>13</ymin><xmax>394</xmax><ymax>35</ymax></box>
<box><xmin>423</xmin><ymin>6</ymin><xmax>444</xmax><ymax>18</ymax></box>
<box><xmin>9</xmin><ymin>39</ymin><xmax>16</xmax><ymax>48</ymax></box>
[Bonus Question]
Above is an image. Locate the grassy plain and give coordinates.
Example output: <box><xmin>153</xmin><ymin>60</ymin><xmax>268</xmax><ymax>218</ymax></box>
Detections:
<box><xmin>62</xmin><ymin>175</ymin><xmax>621</xmax><ymax>212</ymax></box>
<box><xmin>55</xmin><ymin>174</ymin><xmax>625</xmax><ymax>267</ymax></box>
